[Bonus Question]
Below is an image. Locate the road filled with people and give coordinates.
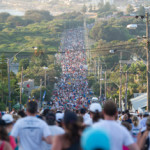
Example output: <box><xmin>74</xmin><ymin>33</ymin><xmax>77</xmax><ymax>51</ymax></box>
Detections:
<box><xmin>52</xmin><ymin>27</ymin><xmax>92</xmax><ymax>111</ymax></box>
<box><xmin>0</xmin><ymin>27</ymin><xmax>150</xmax><ymax>150</ymax></box>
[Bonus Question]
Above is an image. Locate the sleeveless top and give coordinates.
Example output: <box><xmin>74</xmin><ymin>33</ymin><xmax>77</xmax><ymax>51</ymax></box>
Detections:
<box><xmin>0</xmin><ymin>141</ymin><xmax>5</xmax><ymax>150</ymax></box>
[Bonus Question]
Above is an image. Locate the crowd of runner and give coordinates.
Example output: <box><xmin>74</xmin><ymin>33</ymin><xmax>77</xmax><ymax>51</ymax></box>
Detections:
<box><xmin>1</xmin><ymin>28</ymin><xmax>150</xmax><ymax>150</ymax></box>
<box><xmin>52</xmin><ymin>27</ymin><xmax>92</xmax><ymax>111</ymax></box>
<box><xmin>1</xmin><ymin>101</ymin><xmax>150</xmax><ymax>150</ymax></box>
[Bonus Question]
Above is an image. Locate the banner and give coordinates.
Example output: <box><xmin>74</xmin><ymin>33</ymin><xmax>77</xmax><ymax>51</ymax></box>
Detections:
<box><xmin>42</xmin><ymin>91</ymin><xmax>46</xmax><ymax>101</ymax></box>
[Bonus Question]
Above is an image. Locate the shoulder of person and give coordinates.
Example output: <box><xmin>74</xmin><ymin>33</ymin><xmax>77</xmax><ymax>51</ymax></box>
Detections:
<box><xmin>3</xmin><ymin>141</ymin><xmax>12</xmax><ymax>150</ymax></box>
<box><xmin>92</xmin><ymin>120</ymin><xmax>103</xmax><ymax>128</ymax></box>
<box><xmin>53</xmin><ymin>134</ymin><xmax>64</xmax><ymax>143</ymax></box>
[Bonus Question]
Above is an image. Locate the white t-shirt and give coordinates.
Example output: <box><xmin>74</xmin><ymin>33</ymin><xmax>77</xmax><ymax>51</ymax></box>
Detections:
<box><xmin>131</xmin><ymin>124</ymin><xmax>141</xmax><ymax>142</ymax></box>
<box><xmin>84</xmin><ymin>118</ymin><xmax>93</xmax><ymax>126</ymax></box>
<box><xmin>83</xmin><ymin>113</ymin><xmax>90</xmax><ymax>122</ymax></box>
<box><xmin>92</xmin><ymin>120</ymin><xmax>134</xmax><ymax>150</ymax></box>
<box><xmin>11</xmin><ymin>116</ymin><xmax>51</xmax><ymax>150</ymax></box>
<box><xmin>42</xmin><ymin>125</ymin><xmax>65</xmax><ymax>150</ymax></box>
<box><xmin>140</xmin><ymin>117</ymin><xmax>147</xmax><ymax>129</ymax></box>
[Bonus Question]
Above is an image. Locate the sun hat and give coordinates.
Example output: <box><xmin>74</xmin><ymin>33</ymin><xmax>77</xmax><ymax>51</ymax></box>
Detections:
<box><xmin>81</xmin><ymin>127</ymin><xmax>110</xmax><ymax>150</ymax></box>
<box><xmin>89</xmin><ymin>103</ymin><xmax>102</xmax><ymax>113</ymax></box>
<box><xmin>2</xmin><ymin>114</ymin><xmax>14</xmax><ymax>124</ymax></box>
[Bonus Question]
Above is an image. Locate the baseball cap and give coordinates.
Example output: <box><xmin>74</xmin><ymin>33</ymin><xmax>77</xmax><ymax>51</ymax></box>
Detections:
<box><xmin>2</xmin><ymin>114</ymin><xmax>13</xmax><ymax>124</ymax></box>
<box><xmin>56</xmin><ymin>113</ymin><xmax>64</xmax><ymax>123</ymax></box>
<box><xmin>89</xmin><ymin>103</ymin><xmax>102</xmax><ymax>113</ymax></box>
<box><xmin>81</xmin><ymin>127</ymin><xmax>110</xmax><ymax>150</ymax></box>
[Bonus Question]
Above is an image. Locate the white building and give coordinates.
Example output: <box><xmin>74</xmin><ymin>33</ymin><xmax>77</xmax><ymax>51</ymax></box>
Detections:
<box><xmin>130</xmin><ymin>93</ymin><xmax>147</xmax><ymax>112</ymax></box>
<box><xmin>104</xmin><ymin>0</ymin><xmax>114</xmax><ymax>5</ymax></box>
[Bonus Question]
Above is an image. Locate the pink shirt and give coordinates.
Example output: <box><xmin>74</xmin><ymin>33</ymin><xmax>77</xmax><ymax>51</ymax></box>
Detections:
<box><xmin>9</xmin><ymin>136</ymin><xmax>16</xmax><ymax>150</ymax></box>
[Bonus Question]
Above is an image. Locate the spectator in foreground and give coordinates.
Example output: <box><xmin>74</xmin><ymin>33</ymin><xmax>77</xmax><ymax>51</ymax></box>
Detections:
<box><xmin>11</xmin><ymin>101</ymin><xmax>52</xmax><ymax>150</ymax></box>
<box><xmin>52</xmin><ymin>111</ymin><xmax>81</xmax><ymax>150</ymax></box>
<box><xmin>0</xmin><ymin>119</ymin><xmax>12</xmax><ymax>150</ymax></box>
<box><xmin>92</xmin><ymin>100</ymin><xmax>139</xmax><ymax>150</ymax></box>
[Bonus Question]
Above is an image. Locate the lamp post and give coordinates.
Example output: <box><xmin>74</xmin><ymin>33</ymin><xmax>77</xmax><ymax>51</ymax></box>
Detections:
<box><xmin>7</xmin><ymin>47</ymin><xmax>35</xmax><ymax>112</ymax></box>
<box><xmin>40</xmin><ymin>79</ymin><xmax>42</xmax><ymax>108</ymax></box>
<box><xmin>7</xmin><ymin>59</ymin><xmax>11</xmax><ymax>112</ymax></box>
<box><xmin>20</xmin><ymin>66</ymin><xmax>23</xmax><ymax>110</ymax></box>
<box><xmin>126</xmin><ymin>12</ymin><xmax>150</xmax><ymax>111</ymax></box>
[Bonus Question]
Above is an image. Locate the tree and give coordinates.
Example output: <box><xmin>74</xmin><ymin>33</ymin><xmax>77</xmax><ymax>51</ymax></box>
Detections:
<box><xmin>97</xmin><ymin>2</ymin><xmax>104</xmax><ymax>9</ymax></box>
<box><xmin>81</xmin><ymin>5</ymin><xmax>87</xmax><ymax>14</ymax></box>
<box><xmin>0</xmin><ymin>13</ymin><xmax>10</xmax><ymax>23</ymax></box>
<box><xmin>137</xmin><ymin>5</ymin><xmax>145</xmax><ymax>16</ymax></box>
<box><xmin>103</xmin><ymin>2</ymin><xmax>111</xmax><ymax>12</ymax></box>
<box><xmin>0</xmin><ymin>54</ymin><xmax>7</xmax><ymax>102</ymax></box>
<box><xmin>24</xmin><ymin>10</ymin><xmax>53</xmax><ymax>23</ymax></box>
<box><xmin>126</xmin><ymin>4</ymin><xmax>134</xmax><ymax>14</ymax></box>
<box><xmin>89</xmin><ymin>4</ymin><xmax>93</xmax><ymax>12</ymax></box>
<box><xmin>6</xmin><ymin>16</ymin><xmax>24</xmax><ymax>27</ymax></box>
<box><xmin>19</xmin><ymin>58</ymin><xmax>29</xmax><ymax>72</ymax></box>
<box><xmin>31</xmin><ymin>87</ymin><xmax>52</xmax><ymax>101</ymax></box>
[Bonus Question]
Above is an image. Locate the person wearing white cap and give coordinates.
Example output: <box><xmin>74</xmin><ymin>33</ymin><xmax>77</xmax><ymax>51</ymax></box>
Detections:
<box><xmin>92</xmin><ymin>101</ymin><xmax>139</xmax><ymax>150</ymax></box>
<box><xmin>84</xmin><ymin>103</ymin><xmax>102</xmax><ymax>126</ymax></box>
<box><xmin>56</xmin><ymin>113</ymin><xmax>64</xmax><ymax>128</ymax></box>
<box><xmin>2</xmin><ymin>114</ymin><xmax>17</xmax><ymax>150</ymax></box>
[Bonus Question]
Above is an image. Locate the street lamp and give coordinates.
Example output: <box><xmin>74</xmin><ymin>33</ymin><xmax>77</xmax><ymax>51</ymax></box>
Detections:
<box><xmin>7</xmin><ymin>47</ymin><xmax>35</xmax><ymax>112</ymax></box>
<box><xmin>109</xmin><ymin>48</ymin><xmax>148</xmax><ymax>110</ymax></box>
<box><xmin>126</xmin><ymin>12</ymin><xmax>150</xmax><ymax>111</ymax></box>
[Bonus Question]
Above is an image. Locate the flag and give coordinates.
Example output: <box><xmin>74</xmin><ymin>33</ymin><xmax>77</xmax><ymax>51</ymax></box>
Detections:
<box><xmin>27</xmin><ymin>84</ymin><xmax>30</xmax><ymax>88</ymax></box>
<box><xmin>42</xmin><ymin>91</ymin><xmax>46</xmax><ymax>101</ymax></box>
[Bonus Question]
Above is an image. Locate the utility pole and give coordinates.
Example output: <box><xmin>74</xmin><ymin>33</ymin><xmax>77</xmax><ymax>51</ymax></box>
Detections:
<box><xmin>125</xmin><ymin>71</ymin><xmax>128</xmax><ymax>110</ymax></box>
<box><xmin>105</xmin><ymin>71</ymin><xmax>107</xmax><ymax>101</ymax></box>
<box><xmin>146</xmin><ymin>12</ymin><xmax>150</xmax><ymax>111</ymax></box>
<box><xmin>7</xmin><ymin>59</ymin><xmax>11</xmax><ymax>112</ymax></box>
<box><xmin>100</xmin><ymin>65</ymin><xmax>102</xmax><ymax>97</ymax></box>
<box><xmin>20</xmin><ymin>66</ymin><xmax>23</xmax><ymax>110</ymax></box>
<box><xmin>119</xmin><ymin>52</ymin><xmax>122</xmax><ymax>110</ymax></box>
<box><xmin>94</xmin><ymin>59</ymin><xmax>96</xmax><ymax>79</ymax></box>
<box><xmin>45</xmin><ymin>70</ymin><xmax>46</xmax><ymax>88</ymax></box>
<box><xmin>98</xmin><ymin>58</ymin><xmax>100</xmax><ymax>80</ymax></box>
<box><xmin>40</xmin><ymin>79</ymin><xmax>42</xmax><ymax>108</ymax></box>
